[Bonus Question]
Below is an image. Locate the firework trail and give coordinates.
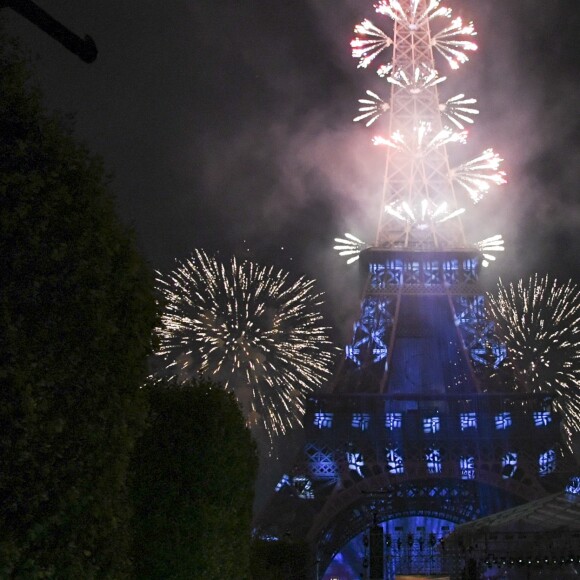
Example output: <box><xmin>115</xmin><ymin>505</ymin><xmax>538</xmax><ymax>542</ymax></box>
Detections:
<box><xmin>333</xmin><ymin>233</ymin><xmax>367</xmax><ymax>264</ymax></box>
<box><xmin>154</xmin><ymin>250</ymin><xmax>336</xmax><ymax>440</ymax></box>
<box><xmin>452</xmin><ymin>149</ymin><xmax>507</xmax><ymax>203</ymax></box>
<box><xmin>354</xmin><ymin>90</ymin><xmax>389</xmax><ymax>127</ymax></box>
<box><xmin>351</xmin><ymin>19</ymin><xmax>393</xmax><ymax>69</ymax></box>
<box><xmin>487</xmin><ymin>275</ymin><xmax>580</xmax><ymax>448</ymax></box>
<box><xmin>440</xmin><ymin>94</ymin><xmax>478</xmax><ymax>130</ymax></box>
<box><xmin>373</xmin><ymin>122</ymin><xmax>467</xmax><ymax>153</ymax></box>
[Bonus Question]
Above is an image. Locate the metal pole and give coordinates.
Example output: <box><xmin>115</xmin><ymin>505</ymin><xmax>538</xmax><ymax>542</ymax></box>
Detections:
<box><xmin>0</xmin><ymin>0</ymin><xmax>97</xmax><ymax>62</ymax></box>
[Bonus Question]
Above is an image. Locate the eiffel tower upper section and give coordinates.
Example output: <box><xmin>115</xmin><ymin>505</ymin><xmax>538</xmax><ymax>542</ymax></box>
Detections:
<box><xmin>342</xmin><ymin>0</ymin><xmax>506</xmax><ymax>253</ymax></box>
<box><xmin>335</xmin><ymin>0</ymin><xmax>508</xmax><ymax>395</ymax></box>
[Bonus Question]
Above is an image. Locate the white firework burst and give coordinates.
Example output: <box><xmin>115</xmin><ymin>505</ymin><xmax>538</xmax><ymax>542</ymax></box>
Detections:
<box><xmin>333</xmin><ymin>232</ymin><xmax>367</xmax><ymax>264</ymax></box>
<box><xmin>385</xmin><ymin>199</ymin><xmax>465</xmax><ymax>229</ymax></box>
<box><xmin>375</xmin><ymin>0</ymin><xmax>452</xmax><ymax>28</ymax></box>
<box><xmin>382</xmin><ymin>65</ymin><xmax>446</xmax><ymax>94</ymax></box>
<box><xmin>354</xmin><ymin>90</ymin><xmax>390</xmax><ymax>126</ymax></box>
<box><xmin>476</xmin><ymin>234</ymin><xmax>505</xmax><ymax>268</ymax></box>
<box><xmin>487</xmin><ymin>275</ymin><xmax>580</xmax><ymax>449</ymax></box>
<box><xmin>351</xmin><ymin>19</ymin><xmax>393</xmax><ymax>69</ymax></box>
<box><xmin>373</xmin><ymin>121</ymin><xmax>467</xmax><ymax>153</ymax></box>
<box><xmin>440</xmin><ymin>94</ymin><xmax>479</xmax><ymax>129</ymax></box>
<box><xmin>432</xmin><ymin>17</ymin><xmax>478</xmax><ymax>70</ymax></box>
<box><xmin>452</xmin><ymin>149</ymin><xmax>507</xmax><ymax>203</ymax></box>
<box><xmin>154</xmin><ymin>250</ymin><xmax>336</xmax><ymax>439</ymax></box>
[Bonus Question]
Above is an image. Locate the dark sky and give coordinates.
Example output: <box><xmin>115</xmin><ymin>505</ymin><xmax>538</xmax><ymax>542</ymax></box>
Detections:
<box><xmin>3</xmin><ymin>0</ymin><xmax>579</xmax><ymax>336</ymax></box>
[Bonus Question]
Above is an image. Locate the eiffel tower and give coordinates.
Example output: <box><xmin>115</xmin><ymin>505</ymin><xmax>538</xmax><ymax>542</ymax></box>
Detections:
<box><xmin>255</xmin><ymin>2</ymin><xmax>575</xmax><ymax>578</ymax></box>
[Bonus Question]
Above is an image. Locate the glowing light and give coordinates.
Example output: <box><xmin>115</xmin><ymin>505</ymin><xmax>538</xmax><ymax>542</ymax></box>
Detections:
<box><xmin>440</xmin><ymin>94</ymin><xmax>479</xmax><ymax>129</ymax></box>
<box><xmin>347</xmin><ymin>451</ymin><xmax>365</xmax><ymax>477</ymax></box>
<box><xmin>538</xmin><ymin>449</ymin><xmax>556</xmax><ymax>476</ymax></box>
<box><xmin>383</xmin><ymin>65</ymin><xmax>446</xmax><ymax>94</ymax></box>
<box><xmin>375</xmin><ymin>0</ymin><xmax>452</xmax><ymax>27</ymax></box>
<box><xmin>333</xmin><ymin>232</ymin><xmax>367</xmax><ymax>265</ymax></box>
<box><xmin>452</xmin><ymin>149</ymin><xmax>507</xmax><ymax>203</ymax></box>
<box><xmin>354</xmin><ymin>90</ymin><xmax>390</xmax><ymax>126</ymax></box>
<box><xmin>495</xmin><ymin>412</ymin><xmax>512</xmax><ymax>430</ymax></box>
<box><xmin>487</xmin><ymin>275</ymin><xmax>580</xmax><ymax>450</ymax></box>
<box><xmin>476</xmin><ymin>234</ymin><xmax>505</xmax><ymax>268</ymax></box>
<box><xmin>431</xmin><ymin>17</ymin><xmax>478</xmax><ymax>70</ymax></box>
<box><xmin>154</xmin><ymin>250</ymin><xmax>336</xmax><ymax>440</ymax></box>
<box><xmin>566</xmin><ymin>476</ymin><xmax>580</xmax><ymax>495</ymax></box>
<box><xmin>385</xmin><ymin>199</ymin><xmax>465</xmax><ymax>230</ymax></box>
<box><xmin>374</xmin><ymin>122</ymin><xmax>467</xmax><ymax>154</ymax></box>
<box><xmin>375</xmin><ymin>0</ymin><xmax>477</xmax><ymax>70</ymax></box>
<box><xmin>501</xmin><ymin>452</ymin><xmax>518</xmax><ymax>479</ymax></box>
<box><xmin>351</xmin><ymin>19</ymin><xmax>393</xmax><ymax>69</ymax></box>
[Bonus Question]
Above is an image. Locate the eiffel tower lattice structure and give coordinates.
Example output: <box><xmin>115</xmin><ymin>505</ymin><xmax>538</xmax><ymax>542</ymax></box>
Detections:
<box><xmin>254</xmin><ymin>1</ymin><xmax>577</xmax><ymax>578</ymax></box>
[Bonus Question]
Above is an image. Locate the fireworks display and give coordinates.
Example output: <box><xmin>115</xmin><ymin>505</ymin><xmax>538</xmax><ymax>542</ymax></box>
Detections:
<box><xmin>333</xmin><ymin>233</ymin><xmax>367</xmax><ymax>264</ymax></box>
<box><xmin>351</xmin><ymin>19</ymin><xmax>393</xmax><ymax>69</ymax></box>
<box><xmin>383</xmin><ymin>65</ymin><xmax>445</xmax><ymax>92</ymax></box>
<box><xmin>354</xmin><ymin>89</ymin><xmax>390</xmax><ymax>126</ymax></box>
<box><xmin>487</xmin><ymin>276</ymin><xmax>580</xmax><ymax>448</ymax></box>
<box><xmin>385</xmin><ymin>199</ymin><xmax>465</xmax><ymax>227</ymax></box>
<box><xmin>341</xmin><ymin>0</ymin><xmax>506</xmax><ymax>251</ymax></box>
<box><xmin>373</xmin><ymin>122</ymin><xmax>467</xmax><ymax>154</ymax></box>
<box><xmin>155</xmin><ymin>250</ymin><xmax>336</xmax><ymax>439</ymax></box>
<box><xmin>452</xmin><ymin>149</ymin><xmax>507</xmax><ymax>203</ymax></box>
<box><xmin>375</xmin><ymin>0</ymin><xmax>452</xmax><ymax>27</ymax></box>
<box><xmin>431</xmin><ymin>17</ymin><xmax>478</xmax><ymax>70</ymax></box>
<box><xmin>476</xmin><ymin>234</ymin><xmax>505</xmax><ymax>268</ymax></box>
<box><xmin>440</xmin><ymin>94</ymin><xmax>478</xmax><ymax>130</ymax></box>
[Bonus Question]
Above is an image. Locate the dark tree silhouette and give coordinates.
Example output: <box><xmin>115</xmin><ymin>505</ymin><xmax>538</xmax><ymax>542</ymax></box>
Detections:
<box><xmin>0</xmin><ymin>38</ymin><xmax>156</xmax><ymax>577</ymax></box>
<box><xmin>132</xmin><ymin>378</ymin><xmax>258</xmax><ymax>579</ymax></box>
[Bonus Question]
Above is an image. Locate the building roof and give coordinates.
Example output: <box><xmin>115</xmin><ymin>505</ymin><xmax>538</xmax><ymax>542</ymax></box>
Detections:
<box><xmin>450</xmin><ymin>489</ymin><xmax>580</xmax><ymax>538</ymax></box>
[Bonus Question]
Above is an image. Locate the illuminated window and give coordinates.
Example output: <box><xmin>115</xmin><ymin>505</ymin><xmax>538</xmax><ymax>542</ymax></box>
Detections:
<box><xmin>345</xmin><ymin>344</ymin><xmax>363</xmax><ymax>366</ymax></box>
<box><xmin>293</xmin><ymin>476</ymin><xmax>315</xmax><ymax>500</ymax></box>
<box><xmin>495</xmin><ymin>412</ymin><xmax>512</xmax><ymax>430</ymax></box>
<box><xmin>385</xmin><ymin>412</ymin><xmax>402</xmax><ymax>430</ymax></box>
<box><xmin>539</xmin><ymin>449</ymin><xmax>556</xmax><ymax>476</ymax></box>
<box><xmin>533</xmin><ymin>411</ymin><xmax>552</xmax><ymax>427</ymax></box>
<box><xmin>501</xmin><ymin>452</ymin><xmax>518</xmax><ymax>479</ymax></box>
<box><xmin>426</xmin><ymin>447</ymin><xmax>442</xmax><ymax>474</ymax></box>
<box><xmin>385</xmin><ymin>446</ymin><xmax>404</xmax><ymax>474</ymax></box>
<box><xmin>274</xmin><ymin>474</ymin><xmax>314</xmax><ymax>499</ymax></box>
<box><xmin>443</xmin><ymin>259</ymin><xmax>459</xmax><ymax>283</ymax></box>
<box><xmin>460</xmin><ymin>412</ymin><xmax>477</xmax><ymax>430</ymax></box>
<box><xmin>306</xmin><ymin>444</ymin><xmax>338</xmax><ymax>480</ymax></box>
<box><xmin>369</xmin><ymin>263</ymin><xmax>386</xmax><ymax>289</ymax></box>
<box><xmin>403</xmin><ymin>260</ymin><xmax>420</xmax><ymax>284</ymax></box>
<box><xmin>347</xmin><ymin>452</ymin><xmax>365</xmax><ymax>477</ymax></box>
<box><xmin>386</xmin><ymin>259</ymin><xmax>403</xmax><ymax>285</ymax></box>
<box><xmin>314</xmin><ymin>412</ymin><xmax>333</xmax><ymax>429</ymax></box>
<box><xmin>275</xmin><ymin>474</ymin><xmax>291</xmax><ymax>492</ymax></box>
<box><xmin>491</xmin><ymin>344</ymin><xmax>507</xmax><ymax>368</ymax></box>
<box><xmin>349</xmin><ymin>298</ymin><xmax>390</xmax><ymax>364</ymax></box>
<box><xmin>352</xmin><ymin>413</ymin><xmax>370</xmax><ymax>431</ymax></box>
<box><xmin>423</xmin><ymin>416</ymin><xmax>440</xmax><ymax>434</ymax></box>
<box><xmin>460</xmin><ymin>456</ymin><xmax>475</xmax><ymax>480</ymax></box>
<box><xmin>565</xmin><ymin>477</ymin><xmax>580</xmax><ymax>495</ymax></box>
<box><xmin>463</xmin><ymin>258</ymin><xmax>477</xmax><ymax>282</ymax></box>
<box><xmin>424</xmin><ymin>261</ymin><xmax>441</xmax><ymax>285</ymax></box>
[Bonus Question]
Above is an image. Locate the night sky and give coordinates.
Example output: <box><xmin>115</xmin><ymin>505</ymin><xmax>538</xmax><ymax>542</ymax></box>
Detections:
<box><xmin>3</xmin><ymin>0</ymin><xmax>579</xmax><ymax>338</ymax></box>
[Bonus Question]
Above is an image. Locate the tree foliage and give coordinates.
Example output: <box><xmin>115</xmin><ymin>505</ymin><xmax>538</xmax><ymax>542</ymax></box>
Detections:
<box><xmin>0</xmin><ymin>37</ymin><xmax>157</xmax><ymax>577</ymax></box>
<box><xmin>131</xmin><ymin>379</ymin><xmax>258</xmax><ymax>579</ymax></box>
<box><xmin>250</xmin><ymin>539</ymin><xmax>310</xmax><ymax>580</ymax></box>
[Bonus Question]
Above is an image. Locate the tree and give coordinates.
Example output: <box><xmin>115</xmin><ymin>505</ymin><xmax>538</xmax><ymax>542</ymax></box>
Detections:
<box><xmin>250</xmin><ymin>538</ymin><xmax>310</xmax><ymax>580</ymax></box>
<box><xmin>131</xmin><ymin>379</ymin><xmax>258</xmax><ymax>579</ymax></box>
<box><xmin>0</xmin><ymin>36</ymin><xmax>157</xmax><ymax>577</ymax></box>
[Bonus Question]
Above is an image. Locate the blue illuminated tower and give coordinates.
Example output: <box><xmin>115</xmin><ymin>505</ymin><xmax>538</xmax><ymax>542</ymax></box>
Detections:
<box><xmin>255</xmin><ymin>2</ymin><xmax>575</xmax><ymax>578</ymax></box>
